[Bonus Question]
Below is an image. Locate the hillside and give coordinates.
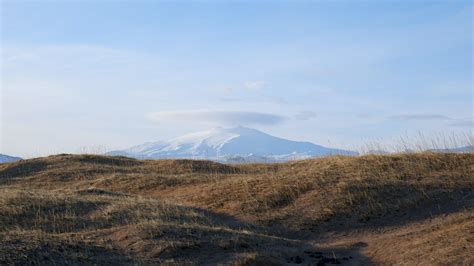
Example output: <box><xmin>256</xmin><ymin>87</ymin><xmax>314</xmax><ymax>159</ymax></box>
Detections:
<box><xmin>0</xmin><ymin>153</ymin><xmax>22</xmax><ymax>163</ymax></box>
<box><xmin>0</xmin><ymin>153</ymin><xmax>473</xmax><ymax>264</ymax></box>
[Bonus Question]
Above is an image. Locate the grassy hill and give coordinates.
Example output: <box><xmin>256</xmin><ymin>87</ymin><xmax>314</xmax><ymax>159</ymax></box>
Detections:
<box><xmin>0</xmin><ymin>153</ymin><xmax>473</xmax><ymax>265</ymax></box>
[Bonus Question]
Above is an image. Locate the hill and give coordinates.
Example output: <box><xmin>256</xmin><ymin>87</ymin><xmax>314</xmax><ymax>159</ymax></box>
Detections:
<box><xmin>0</xmin><ymin>153</ymin><xmax>472</xmax><ymax>264</ymax></box>
<box><xmin>0</xmin><ymin>153</ymin><xmax>22</xmax><ymax>163</ymax></box>
<box><xmin>107</xmin><ymin>126</ymin><xmax>357</xmax><ymax>162</ymax></box>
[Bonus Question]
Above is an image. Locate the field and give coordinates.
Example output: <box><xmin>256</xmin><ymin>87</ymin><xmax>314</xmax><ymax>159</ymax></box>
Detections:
<box><xmin>0</xmin><ymin>153</ymin><xmax>473</xmax><ymax>265</ymax></box>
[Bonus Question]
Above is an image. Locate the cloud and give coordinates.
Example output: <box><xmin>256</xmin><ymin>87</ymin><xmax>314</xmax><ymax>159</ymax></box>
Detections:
<box><xmin>389</xmin><ymin>114</ymin><xmax>474</xmax><ymax>128</ymax></box>
<box><xmin>244</xmin><ymin>80</ymin><xmax>265</xmax><ymax>90</ymax></box>
<box><xmin>294</xmin><ymin>111</ymin><xmax>317</xmax><ymax>120</ymax></box>
<box><xmin>219</xmin><ymin>95</ymin><xmax>288</xmax><ymax>104</ymax></box>
<box><xmin>449</xmin><ymin>118</ymin><xmax>474</xmax><ymax>128</ymax></box>
<box><xmin>389</xmin><ymin>114</ymin><xmax>453</xmax><ymax>121</ymax></box>
<box><xmin>209</xmin><ymin>80</ymin><xmax>265</xmax><ymax>96</ymax></box>
<box><xmin>147</xmin><ymin>110</ymin><xmax>287</xmax><ymax>126</ymax></box>
<box><xmin>357</xmin><ymin>113</ymin><xmax>375</xmax><ymax>119</ymax></box>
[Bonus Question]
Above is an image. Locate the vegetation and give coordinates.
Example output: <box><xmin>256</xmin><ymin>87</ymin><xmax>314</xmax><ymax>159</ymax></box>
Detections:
<box><xmin>0</xmin><ymin>153</ymin><xmax>472</xmax><ymax>265</ymax></box>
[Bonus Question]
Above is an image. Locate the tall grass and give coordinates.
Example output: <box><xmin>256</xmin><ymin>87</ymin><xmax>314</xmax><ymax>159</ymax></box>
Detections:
<box><xmin>357</xmin><ymin>131</ymin><xmax>473</xmax><ymax>155</ymax></box>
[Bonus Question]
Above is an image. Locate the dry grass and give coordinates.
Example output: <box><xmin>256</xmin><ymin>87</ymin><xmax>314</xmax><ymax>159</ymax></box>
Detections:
<box><xmin>0</xmin><ymin>188</ymin><xmax>313</xmax><ymax>264</ymax></box>
<box><xmin>0</xmin><ymin>153</ymin><xmax>472</xmax><ymax>264</ymax></box>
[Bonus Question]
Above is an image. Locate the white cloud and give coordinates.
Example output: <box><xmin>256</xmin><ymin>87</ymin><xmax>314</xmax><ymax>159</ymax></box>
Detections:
<box><xmin>210</xmin><ymin>80</ymin><xmax>265</xmax><ymax>95</ymax></box>
<box><xmin>449</xmin><ymin>118</ymin><xmax>474</xmax><ymax>128</ymax></box>
<box><xmin>388</xmin><ymin>114</ymin><xmax>474</xmax><ymax>129</ymax></box>
<box><xmin>147</xmin><ymin>110</ymin><xmax>286</xmax><ymax>126</ymax></box>
<box><xmin>244</xmin><ymin>80</ymin><xmax>265</xmax><ymax>90</ymax></box>
<box><xmin>294</xmin><ymin>111</ymin><xmax>317</xmax><ymax>120</ymax></box>
<box><xmin>389</xmin><ymin>114</ymin><xmax>453</xmax><ymax>121</ymax></box>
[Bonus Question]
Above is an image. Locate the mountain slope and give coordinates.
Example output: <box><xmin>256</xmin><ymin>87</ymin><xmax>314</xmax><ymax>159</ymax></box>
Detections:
<box><xmin>107</xmin><ymin>126</ymin><xmax>357</xmax><ymax>161</ymax></box>
<box><xmin>0</xmin><ymin>154</ymin><xmax>22</xmax><ymax>163</ymax></box>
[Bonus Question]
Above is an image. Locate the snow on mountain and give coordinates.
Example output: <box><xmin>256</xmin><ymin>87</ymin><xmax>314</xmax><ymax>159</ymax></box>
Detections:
<box><xmin>0</xmin><ymin>154</ymin><xmax>22</xmax><ymax>163</ymax></box>
<box><xmin>107</xmin><ymin>126</ymin><xmax>357</xmax><ymax>162</ymax></box>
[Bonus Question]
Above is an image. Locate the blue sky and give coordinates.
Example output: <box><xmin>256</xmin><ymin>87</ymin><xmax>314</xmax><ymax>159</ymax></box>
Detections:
<box><xmin>1</xmin><ymin>1</ymin><xmax>473</xmax><ymax>157</ymax></box>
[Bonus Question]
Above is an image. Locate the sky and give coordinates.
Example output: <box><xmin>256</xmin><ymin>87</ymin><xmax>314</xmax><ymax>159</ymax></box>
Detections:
<box><xmin>1</xmin><ymin>1</ymin><xmax>473</xmax><ymax>157</ymax></box>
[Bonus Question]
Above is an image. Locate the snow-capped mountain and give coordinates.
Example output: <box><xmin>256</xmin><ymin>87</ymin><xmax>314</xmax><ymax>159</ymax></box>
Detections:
<box><xmin>107</xmin><ymin>126</ymin><xmax>357</xmax><ymax>162</ymax></box>
<box><xmin>0</xmin><ymin>154</ymin><xmax>22</xmax><ymax>163</ymax></box>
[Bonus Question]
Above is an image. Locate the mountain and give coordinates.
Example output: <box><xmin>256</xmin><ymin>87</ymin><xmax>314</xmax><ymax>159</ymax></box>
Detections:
<box><xmin>0</xmin><ymin>154</ymin><xmax>22</xmax><ymax>163</ymax></box>
<box><xmin>107</xmin><ymin>126</ymin><xmax>357</xmax><ymax>162</ymax></box>
<box><xmin>428</xmin><ymin>145</ymin><xmax>474</xmax><ymax>153</ymax></box>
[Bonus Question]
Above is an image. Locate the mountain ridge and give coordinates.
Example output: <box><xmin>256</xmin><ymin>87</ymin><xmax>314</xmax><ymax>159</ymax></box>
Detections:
<box><xmin>107</xmin><ymin>126</ymin><xmax>357</xmax><ymax>162</ymax></box>
<box><xmin>0</xmin><ymin>154</ymin><xmax>22</xmax><ymax>163</ymax></box>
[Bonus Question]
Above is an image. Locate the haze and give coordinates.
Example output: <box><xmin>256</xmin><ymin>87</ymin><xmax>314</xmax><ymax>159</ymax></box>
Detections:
<box><xmin>1</xmin><ymin>1</ymin><xmax>472</xmax><ymax>158</ymax></box>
